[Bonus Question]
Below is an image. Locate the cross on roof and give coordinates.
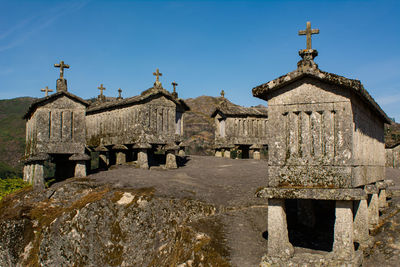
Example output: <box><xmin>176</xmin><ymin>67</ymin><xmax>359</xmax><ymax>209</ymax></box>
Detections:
<box><xmin>221</xmin><ymin>90</ymin><xmax>225</xmax><ymax>98</ymax></box>
<box><xmin>41</xmin><ymin>86</ymin><xmax>53</xmax><ymax>97</ymax></box>
<box><xmin>172</xmin><ymin>81</ymin><xmax>178</xmax><ymax>93</ymax></box>
<box><xmin>118</xmin><ymin>88</ymin><xmax>122</xmax><ymax>98</ymax></box>
<box><xmin>54</xmin><ymin>60</ymin><xmax>70</xmax><ymax>79</ymax></box>
<box><xmin>98</xmin><ymin>84</ymin><xmax>106</xmax><ymax>96</ymax></box>
<box><xmin>298</xmin><ymin>21</ymin><xmax>319</xmax><ymax>50</ymax></box>
<box><xmin>153</xmin><ymin>68</ymin><xmax>162</xmax><ymax>82</ymax></box>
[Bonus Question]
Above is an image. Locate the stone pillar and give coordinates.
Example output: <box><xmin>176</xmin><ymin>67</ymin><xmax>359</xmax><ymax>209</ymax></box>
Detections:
<box><xmin>376</xmin><ymin>181</ymin><xmax>388</xmax><ymax>210</ymax></box>
<box><xmin>115</xmin><ymin>151</ymin><xmax>126</xmax><ymax>165</ymax></box>
<box><xmin>215</xmin><ymin>149</ymin><xmax>222</xmax><ymax>157</ymax></box>
<box><xmin>178</xmin><ymin>149</ymin><xmax>186</xmax><ymax>157</ymax></box>
<box><xmin>365</xmin><ymin>185</ymin><xmax>379</xmax><ymax>229</ymax></box>
<box><xmin>353</xmin><ymin>199</ymin><xmax>370</xmax><ymax>248</ymax></box>
<box><xmin>253</xmin><ymin>151</ymin><xmax>261</xmax><ymax>160</ymax></box>
<box><xmin>23</xmin><ymin>164</ymin><xmax>32</xmax><ymax>183</ymax></box>
<box><xmin>99</xmin><ymin>152</ymin><xmax>109</xmax><ymax>169</ymax></box>
<box><xmin>74</xmin><ymin>160</ymin><xmax>87</xmax><ymax>177</ymax></box>
<box><xmin>333</xmin><ymin>200</ymin><xmax>354</xmax><ymax>259</ymax></box>
<box><xmin>267</xmin><ymin>199</ymin><xmax>294</xmax><ymax>258</ymax></box>
<box><xmin>138</xmin><ymin>149</ymin><xmax>149</xmax><ymax>169</ymax></box>
<box><xmin>166</xmin><ymin>152</ymin><xmax>178</xmax><ymax>169</ymax></box>
<box><xmin>32</xmin><ymin>161</ymin><xmax>45</xmax><ymax>190</ymax></box>
<box><xmin>224</xmin><ymin>149</ymin><xmax>231</xmax><ymax>158</ymax></box>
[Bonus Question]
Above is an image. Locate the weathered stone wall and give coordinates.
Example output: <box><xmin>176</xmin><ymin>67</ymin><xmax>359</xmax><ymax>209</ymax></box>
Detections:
<box><xmin>25</xmin><ymin>96</ymin><xmax>86</xmax><ymax>156</ymax></box>
<box><xmin>214</xmin><ymin>114</ymin><xmax>268</xmax><ymax>145</ymax></box>
<box><xmin>386</xmin><ymin>146</ymin><xmax>400</xmax><ymax>168</ymax></box>
<box><xmin>266</xmin><ymin>78</ymin><xmax>354</xmax><ymax>188</ymax></box>
<box><xmin>86</xmin><ymin>96</ymin><xmax>179</xmax><ymax>147</ymax></box>
<box><xmin>351</xmin><ymin>93</ymin><xmax>386</xmax><ymax>185</ymax></box>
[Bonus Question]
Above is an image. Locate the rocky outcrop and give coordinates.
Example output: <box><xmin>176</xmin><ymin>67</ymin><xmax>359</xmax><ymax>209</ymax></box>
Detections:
<box><xmin>0</xmin><ymin>179</ymin><xmax>229</xmax><ymax>266</ymax></box>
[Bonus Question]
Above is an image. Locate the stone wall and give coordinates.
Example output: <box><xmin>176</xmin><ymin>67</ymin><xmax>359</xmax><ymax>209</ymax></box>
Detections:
<box><xmin>25</xmin><ymin>96</ymin><xmax>86</xmax><ymax>156</ymax></box>
<box><xmin>351</xmin><ymin>92</ymin><xmax>386</xmax><ymax>185</ymax></box>
<box><xmin>86</xmin><ymin>96</ymin><xmax>180</xmax><ymax>147</ymax></box>
<box><xmin>386</xmin><ymin>145</ymin><xmax>400</xmax><ymax>168</ymax></box>
<box><xmin>214</xmin><ymin>115</ymin><xmax>268</xmax><ymax>145</ymax></box>
<box><xmin>267</xmin><ymin>78</ymin><xmax>355</xmax><ymax>188</ymax></box>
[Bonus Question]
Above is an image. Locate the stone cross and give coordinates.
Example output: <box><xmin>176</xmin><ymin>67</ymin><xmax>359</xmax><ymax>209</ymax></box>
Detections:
<box><xmin>153</xmin><ymin>68</ymin><xmax>162</xmax><ymax>82</ymax></box>
<box><xmin>41</xmin><ymin>86</ymin><xmax>53</xmax><ymax>97</ymax></box>
<box><xmin>298</xmin><ymin>21</ymin><xmax>319</xmax><ymax>50</ymax></box>
<box><xmin>98</xmin><ymin>84</ymin><xmax>106</xmax><ymax>96</ymax></box>
<box><xmin>221</xmin><ymin>90</ymin><xmax>225</xmax><ymax>98</ymax></box>
<box><xmin>54</xmin><ymin>60</ymin><xmax>70</xmax><ymax>79</ymax></box>
<box><xmin>118</xmin><ymin>88</ymin><xmax>122</xmax><ymax>98</ymax></box>
<box><xmin>172</xmin><ymin>81</ymin><xmax>178</xmax><ymax>93</ymax></box>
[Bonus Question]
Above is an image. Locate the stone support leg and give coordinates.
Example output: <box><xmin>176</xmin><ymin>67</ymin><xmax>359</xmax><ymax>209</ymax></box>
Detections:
<box><xmin>215</xmin><ymin>150</ymin><xmax>222</xmax><ymax>157</ymax></box>
<box><xmin>32</xmin><ymin>162</ymin><xmax>45</xmax><ymax>190</ymax></box>
<box><xmin>99</xmin><ymin>153</ymin><xmax>109</xmax><ymax>169</ymax></box>
<box><xmin>267</xmin><ymin>199</ymin><xmax>294</xmax><ymax>258</ymax></box>
<box><xmin>165</xmin><ymin>152</ymin><xmax>178</xmax><ymax>169</ymax></box>
<box><xmin>178</xmin><ymin>149</ymin><xmax>186</xmax><ymax>157</ymax></box>
<box><xmin>23</xmin><ymin>164</ymin><xmax>32</xmax><ymax>183</ymax></box>
<box><xmin>138</xmin><ymin>149</ymin><xmax>149</xmax><ymax>169</ymax></box>
<box><xmin>353</xmin><ymin>199</ymin><xmax>370</xmax><ymax>248</ymax></box>
<box><xmin>368</xmin><ymin>193</ymin><xmax>379</xmax><ymax>229</ymax></box>
<box><xmin>74</xmin><ymin>160</ymin><xmax>87</xmax><ymax>177</ymax></box>
<box><xmin>378</xmin><ymin>189</ymin><xmax>388</xmax><ymax>210</ymax></box>
<box><xmin>116</xmin><ymin>151</ymin><xmax>126</xmax><ymax>165</ymax></box>
<box><xmin>253</xmin><ymin>151</ymin><xmax>261</xmax><ymax>160</ymax></box>
<box><xmin>224</xmin><ymin>149</ymin><xmax>231</xmax><ymax>159</ymax></box>
<box><xmin>333</xmin><ymin>200</ymin><xmax>354</xmax><ymax>259</ymax></box>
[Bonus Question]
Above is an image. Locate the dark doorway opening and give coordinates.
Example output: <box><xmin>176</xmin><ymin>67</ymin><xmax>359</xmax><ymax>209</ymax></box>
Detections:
<box><xmin>285</xmin><ymin>199</ymin><xmax>335</xmax><ymax>252</ymax></box>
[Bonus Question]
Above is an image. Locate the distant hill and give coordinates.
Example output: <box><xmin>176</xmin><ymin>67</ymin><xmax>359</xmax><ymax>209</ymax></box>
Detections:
<box><xmin>0</xmin><ymin>96</ymin><xmax>398</xmax><ymax>178</ymax></box>
<box><xmin>0</xmin><ymin>97</ymin><xmax>35</xmax><ymax>178</ymax></box>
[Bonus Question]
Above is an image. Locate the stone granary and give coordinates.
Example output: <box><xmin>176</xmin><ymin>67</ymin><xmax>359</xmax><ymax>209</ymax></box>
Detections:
<box><xmin>211</xmin><ymin>90</ymin><xmax>268</xmax><ymax>159</ymax></box>
<box><xmin>85</xmin><ymin>68</ymin><xmax>189</xmax><ymax>170</ymax></box>
<box><xmin>253</xmin><ymin>22</ymin><xmax>392</xmax><ymax>265</ymax></box>
<box><xmin>23</xmin><ymin>63</ymin><xmax>189</xmax><ymax>188</ymax></box>
<box><xmin>23</xmin><ymin>61</ymin><xmax>90</xmax><ymax>189</ymax></box>
<box><xmin>385</xmin><ymin>143</ymin><xmax>400</xmax><ymax>168</ymax></box>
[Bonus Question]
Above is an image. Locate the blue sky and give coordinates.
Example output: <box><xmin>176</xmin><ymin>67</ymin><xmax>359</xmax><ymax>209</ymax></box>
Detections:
<box><xmin>0</xmin><ymin>0</ymin><xmax>399</xmax><ymax>121</ymax></box>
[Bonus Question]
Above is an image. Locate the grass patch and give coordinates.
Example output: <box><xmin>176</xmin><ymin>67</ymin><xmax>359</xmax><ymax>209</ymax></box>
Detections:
<box><xmin>0</xmin><ymin>178</ymin><xmax>30</xmax><ymax>201</ymax></box>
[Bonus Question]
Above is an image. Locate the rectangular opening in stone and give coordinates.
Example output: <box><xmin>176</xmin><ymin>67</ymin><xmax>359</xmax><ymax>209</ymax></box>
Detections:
<box><xmin>285</xmin><ymin>199</ymin><xmax>335</xmax><ymax>252</ymax></box>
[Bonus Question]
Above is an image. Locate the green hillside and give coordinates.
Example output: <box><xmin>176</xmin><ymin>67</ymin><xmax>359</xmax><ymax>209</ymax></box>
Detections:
<box><xmin>0</xmin><ymin>97</ymin><xmax>34</xmax><ymax>178</ymax></box>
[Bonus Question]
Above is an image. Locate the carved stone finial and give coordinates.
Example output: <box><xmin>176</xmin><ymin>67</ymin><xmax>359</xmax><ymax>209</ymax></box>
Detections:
<box><xmin>171</xmin><ymin>81</ymin><xmax>178</xmax><ymax>98</ymax></box>
<box><xmin>54</xmin><ymin>60</ymin><xmax>69</xmax><ymax>92</ymax></box>
<box><xmin>41</xmin><ymin>86</ymin><xmax>53</xmax><ymax>97</ymax></box>
<box><xmin>153</xmin><ymin>68</ymin><xmax>163</xmax><ymax>88</ymax></box>
<box><xmin>220</xmin><ymin>90</ymin><xmax>225</xmax><ymax>98</ymax></box>
<box><xmin>97</xmin><ymin>84</ymin><xmax>106</xmax><ymax>102</ymax></box>
<box><xmin>117</xmin><ymin>88</ymin><xmax>123</xmax><ymax>100</ymax></box>
<box><xmin>54</xmin><ymin>60</ymin><xmax>70</xmax><ymax>79</ymax></box>
<box><xmin>298</xmin><ymin>21</ymin><xmax>319</xmax><ymax>50</ymax></box>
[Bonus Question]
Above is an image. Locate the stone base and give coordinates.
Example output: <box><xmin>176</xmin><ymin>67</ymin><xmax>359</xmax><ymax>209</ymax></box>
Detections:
<box><xmin>138</xmin><ymin>149</ymin><xmax>149</xmax><ymax>169</ymax></box>
<box><xmin>115</xmin><ymin>151</ymin><xmax>126</xmax><ymax>165</ymax></box>
<box><xmin>215</xmin><ymin>151</ymin><xmax>222</xmax><ymax>157</ymax></box>
<box><xmin>260</xmin><ymin>250</ymin><xmax>363</xmax><ymax>267</ymax></box>
<box><xmin>224</xmin><ymin>150</ymin><xmax>231</xmax><ymax>158</ymax></box>
<box><xmin>178</xmin><ymin>149</ymin><xmax>186</xmax><ymax>157</ymax></box>
<box><xmin>74</xmin><ymin>161</ymin><xmax>87</xmax><ymax>177</ymax></box>
<box><xmin>253</xmin><ymin>151</ymin><xmax>261</xmax><ymax>160</ymax></box>
<box><xmin>165</xmin><ymin>153</ymin><xmax>177</xmax><ymax>169</ymax></box>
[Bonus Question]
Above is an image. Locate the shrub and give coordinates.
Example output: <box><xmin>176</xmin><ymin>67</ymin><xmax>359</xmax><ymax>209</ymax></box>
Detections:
<box><xmin>0</xmin><ymin>178</ymin><xmax>30</xmax><ymax>201</ymax></box>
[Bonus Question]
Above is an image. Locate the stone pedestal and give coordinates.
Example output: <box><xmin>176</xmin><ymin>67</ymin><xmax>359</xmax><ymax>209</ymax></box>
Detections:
<box><xmin>224</xmin><ymin>149</ymin><xmax>231</xmax><ymax>158</ymax></box>
<box><xmin>178</xmin><ymin>149</ymin><xmax>186</xmax><ymax>157</ymax></box>
<box><xmin>32</xmin><ymin>162</ymin><xmax>45</xmax><ymax>190</ymax></box>
<box><xmin>74</xmin><ymin>160</ymin><xmax>87</xmax><ymax>177</ymax></box>
<box><xmin>115</xmin><ymin>151</ymin><xmax>126</xmax><ymax>165</ymax></box>
<box><xmin>353</xmin><ymin>199</ymin><xmax>370</xmax><ymax>248</ymax></box>
<box><xmin>99</xmin><ymin>152</ymin><xmax>109</xmax><ymax>169</ymax></box>
<box><xmin>378</xmin><ymin>189</ymin><xmax>387</xmax><ymax>210</ymax></box>
<box><xmin>23</xmin><ymin>164</ymin><xmax>32</xmax><ymax>183</ymax></box>
<box><xmin>166</xmin><ymin>152</ymin><xmax>178</xmax><ymax>169</ymax></box>
<box><xmin>138</xmin><ymin>149</ymin><xmax>149</xmax><ymax>169</ymax></box>
<box><xmin>267</xmin><ymin>199</ymin><xmax>294</xmax><ymax>258</ymax></box>
<box><xmin>215</xmin><ymin>150</ymin><xmax>222</xmax><ymax>157</ymax></box>
<box><xmin>368</xmin><ymin>193</ymin><xmax>379</xmax><ymax>229</ymax></box>
<box><xmin>253</xmin><ymin>151</ymin><xmax>261</xmax><ymax>160</ymax></box>
<box><xmin>333</xmin><ymin>201</ymin><xmax>354</xmax><ymax>259</ymax></box>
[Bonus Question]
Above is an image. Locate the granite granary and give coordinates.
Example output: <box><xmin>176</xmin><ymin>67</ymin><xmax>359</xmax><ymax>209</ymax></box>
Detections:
<box><xmin>253</xmin><ymin>22</ymin><xmax>392</xmax><ymax>265</ymax></box>
<box><xmin>211</xmin><ymin>90</ymin><xmax>268</xmax><ymax>159</ymax></box>
<box><xmin>23</xmin><ymin>64</ymin><xmax>189</xmax><ymax>187</ymax></box>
